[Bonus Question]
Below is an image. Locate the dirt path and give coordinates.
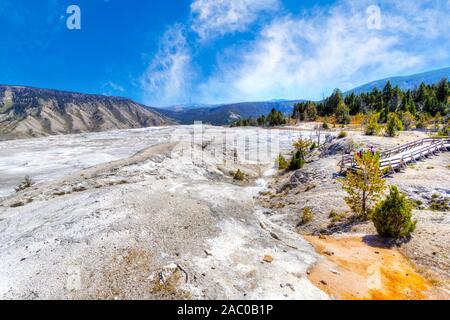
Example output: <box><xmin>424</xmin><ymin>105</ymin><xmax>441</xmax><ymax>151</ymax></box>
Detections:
<box><xmin>305</xmin><ymin>235</ymin><xmax>449</xmax><ymax>300</ymax></box>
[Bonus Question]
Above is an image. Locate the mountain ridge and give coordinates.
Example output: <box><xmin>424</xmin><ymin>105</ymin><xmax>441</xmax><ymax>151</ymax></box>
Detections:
<box><xmin>0</xmin><ymin>85</ymin><xmax>175</xmax><ymax>141</ymax></box>
<box><xmin>1</xmin><ymin>67</ymin><xmax>449</xmax><ymax>138</ymax></box>
<box><xmin>156</xmin><ymin>100</ymin><xmax>305</xmax><ymax>125</ymax></box>
<box><xmin>347</xmin><ymin>67</ymin><xmax>450</xmax><ymax>95</ymax></box>
<box><xmin>155</xmin><ymin>67</ymin><xmax>450</xmax><ymax>125</ymax></box>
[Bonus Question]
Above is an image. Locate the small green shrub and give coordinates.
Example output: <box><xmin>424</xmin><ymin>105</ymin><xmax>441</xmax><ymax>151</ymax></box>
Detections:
<box><xmin>337</xmin><ymin>131</ymin><xmax>348</xmax><ymax>139</ymax></box>
<box><xmin>364</xmin><ymin>114</ymin><xmax>382</xmax><ymax>136</ymax></box>
<box><xmin>413</xmin><ymin>199</ymin><xmax>423</xmax><ymax>208</ymax></box>
<box><xmin>429</xmin><ymin>195</ymin><xmax>450</xmax><ymax>211</ymax></box>
<box><xmin>329</xmin><ymin>210</ymin><xmax>346</xmax><ymax>223</ymax></box>
<box><xmin>371</xmin><ymin>186</ymin><xmax>417</xmax><ymax>238</ymax></box>
<box><xmin>310</xmin><ymin>142</ymin><xmax>318</xmax><ymax>150</ymax></box>
<box><xmin>322</xmin><ymin>122</ymin><xmax>329</xmax><ymax>129</ymax></box>
<box><xmin>276</xmin><ymin>154</ymin><xmax>289</xmax><ymax>170</ymax></box>
<box><xmin>386</xmin><ymin>113</ymin><xmax>404</xmax><ymax>137</ymax></box>
<box><xmin>382</xmin><ymin>165</ymin><xmax>393</xmax><ymax>176</ymax></box>
<box><xmin>233</xmin><ymin>169</ymin><xmax>246</xmax><ymax>181</ymax></box>
<box><xmin>299</xmin><ymin>207</ymin><xmax>314</xmax><ymax>225</ymax></box>
<box><xmin>288</xmin><ymin>151</ymin><xmax>305</xmax><ymax>171</ymax></box>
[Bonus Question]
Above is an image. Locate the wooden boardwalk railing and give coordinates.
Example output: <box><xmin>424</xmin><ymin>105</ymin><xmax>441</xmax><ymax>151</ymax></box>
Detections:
<box><xmin>339</xmin><ymin>137</ymin><xmax>450</xmax><ymax>175</ymax></box>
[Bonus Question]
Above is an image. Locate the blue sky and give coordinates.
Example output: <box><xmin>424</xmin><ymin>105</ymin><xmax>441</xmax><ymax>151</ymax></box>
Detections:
<box><xmin>1</xmin><ymin>0</ymin><xmax>449</xmax><ymax>106</ymax></box>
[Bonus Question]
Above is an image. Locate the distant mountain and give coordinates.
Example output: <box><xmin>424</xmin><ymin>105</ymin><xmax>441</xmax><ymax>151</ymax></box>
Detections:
<box><xmin>156</xmin><ymin>100</ymin><xmax>305</xmax><ymax>125</ymax></box>
<box><xmin>160</xmin><ymin>103</ymin><xmax>219</xmax><ymax>112</ymax></box>
<box><xmin>348</xmin><ymin>67</ymin><xmax>450</xmax><ymax>95</ymax></box>
<box><xmin>0</xmin><ymin>85</ymin><xmax>175</xmax><ymax>141</ymax></box>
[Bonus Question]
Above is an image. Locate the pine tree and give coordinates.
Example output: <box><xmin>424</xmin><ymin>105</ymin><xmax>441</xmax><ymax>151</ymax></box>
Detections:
<box><xmin>335</xmin><ymin>101</ymin><xmax>351</xmax><ymax>124</ymax></box>
<box><xmin>292</xmin><ymin>103</ymin><xmax>306</xmax><ymax>121</ymax></box>
<box><xmin>324</xmin><ymin>89</ymin><xmax>344</xmax><ymax>115</ymax></box>
<box><xmin>424</xmin><ymin>95</ymin><xmax>439</xmax><ymax>116</ymax></box>
<box><xmin>257</xmin><ymin>80</ymin><xmax>446</xmax><ymax>128</ymax></box>
<box><xmin>382</xmin><ymin>81</ymin><xmax>393</xmax><ymax>106</ymax></box>
<box><xmin>257</xmin><ymin>115</ymin><xmax>266</xmax><ymax>126</ymax></box>
<box><xmin>436</xmin><ymin>78</ymin><xmax>450</xmax><ymax>103</ymax></box>
<box><xmin>289</xmin><ymin>151</ymin><xmax>305</xmax><ymax>170</ymax></box>
<box><xmin>371</xmin><ymin>186</ymin><xmax>417</xmax><ymax>238</ymax></box>
<box><xmin>386</xmin><ymin>112</ymin><xmax>403</xmax><ymax>137</ymax></box>
<box><xmin>389</xmin><ymin>86</ymin><xmax>403</xmax><ymax>112</ymax></box>
<box><xmin>289</xmin><ymin>139</ymin><xmax>311</xmax><ymax>170</ymax></box>
<box><xmin>293</xmin><ymin>138</ymin><xmax>311</xmax><ymax>158</ymax></box>
<box><xmin>267</xmin><ymin>108</ymin><xmax>286</xmax><ymax>127</ymax></box>
<box><xmin>416</xmin><ymin>83</ymin><xmax>429</xmax><ymax>106</ymax></box>
<box><xmin>276</xmin><ymin>154</ymin><xmax>289</xmax><ymax>170</ymax></box>
<box><xmin>345</xmin><ymin>92</ymin><xmax>361</xmax><ymax>115</ymax></box>
<box><xmin>406</xmin><ymin>92</ymin><xmax>417</xmax><ymax>115</ymax></box>
<box><xmin>340</xmin><ymin>152</ymin><xmax>386</xmax><ymax>218</ymax></box>
<box><xmin>305</xmin><ymin>102</ymin><xmax>318</xmax><ymax>121</ymax></box>
<box><xmin>364</xmin><ymin>113</ymin><xmax>382</xmax><ymax>136</ymax></box>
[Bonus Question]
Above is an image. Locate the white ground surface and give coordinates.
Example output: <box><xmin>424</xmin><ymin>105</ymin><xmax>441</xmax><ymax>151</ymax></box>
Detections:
<box><xmin>0</xmin><ymin>127</ymin><xmax>175</xmax><ymax>197</ymax></box>
<box><xmin>0</xmin><ymin>126</ymin><xmax>327</xmax><ymax>300</ymax></box>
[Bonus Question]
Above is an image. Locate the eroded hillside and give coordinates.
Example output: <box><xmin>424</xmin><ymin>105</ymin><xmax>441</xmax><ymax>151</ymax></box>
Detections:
<box><xmin>0</xmin><ymin>85</ymin><xmax>175</xmax><ymax>140</ymax></box>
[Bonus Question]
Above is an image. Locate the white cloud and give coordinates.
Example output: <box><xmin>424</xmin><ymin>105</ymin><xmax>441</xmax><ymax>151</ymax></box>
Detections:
<box><xmin>141</xmin><ymin>25</ymin><xmax>194</xmax><ymax>106</ymax></box>
<box><xmin>102</xmin><ymin>81</ymin><xmax>125</xmax><ymax>96</ymax></box>
<box><xmin>190</xmin><ymin>0</ymin><xmax>280</xmax><ymax>41</ymax></box>
<box><xmin>381</xmin><ymin>0</ymin><xmax>450</xmax><ymax>39</ymax></box>
<box><xmin>142</xmin><ymin>0</ymin><xmax>450</xmax><ymax>105</ymax></box>
<box><xmin>195</xmin><ymin>0</ymin><xmax>450</xmax><ymax>103</ymax></box>
<box><xmin>105</xmin><ymin>81</ymin><xmax>124</xmax><ymax>92</ymax></box>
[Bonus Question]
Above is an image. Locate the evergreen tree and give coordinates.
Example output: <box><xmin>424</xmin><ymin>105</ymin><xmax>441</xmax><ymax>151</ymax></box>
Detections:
<box><xmin>276</xmin><ymin>154</ymin><xmax>289</xmax><ymax>170</ymax></box>
<box><xmin>324</xmin><ymin>89</ymin><xmax>344</xmax><ymax>115</ymax></box>
<box><xmin>256</xmin><ymin>80</ymin><xmax>446</xmax><ymax>127</ymax></box>
<box><xmin>267</xmin><ymin>108</ymin><xmax>286</xmax><ymax>127</ymax></box>
<box><xmin>292</xmin><ymin>102</ymin><xmax>306</xmax><ymax>121</ymax></box>
<box><xmin>424</xmin><ymin>95</ymin><xmax>439</xmax><ymax>116</ymax></box>
<box><xmin>415</xmin><ymin>83</ymin><xmax>429</xmax><ymax>106</ymax></box>
<box><xmin>340</xmin><ymin>152</ymin><xmax>386</xmax><ymax>218</ymax></box>
<box><xmin>436</xmin><ymin>78</ymin><xmax>450</xmax><ymax>103</ymax></box>
<box><xmin>404</xmin><ymin>91</ymin><xmax>417</xmax><ymax>115</ymax></box>
<box><xmin>345</xmin><ymin>92</ymin><xmax>361</xmax><ymax>115</ymax></box>
<box><xmin>386</xmin><ymin>112</ymin><xmax>404</xmax><ymax>137</ymax></box>
<box><xmin>389</xmin><ymin>86</ymin><xmax>403</xmax><ymax>112</ymax></box>
<box><xmin>292</xmin><ymin>102</ymin><xmax>318</xmax><ymax>121</ymax></box>
<box><xmin>371</xmin><ymin>186</ymin><xmax>417</xmax><ymax>238</ymax></box>
<box><xmin>382</xmin><ymin>81</ymin><xmax>393</xmax><ymax>106</ymax></box>
<box><xmin>335</xmin><ymin>101</ymin><xmax>351</xmax><ymax>124</ymax></box>
<box><xmin>289</xmin><ymin>138</ymin><xmax>311</xmax><ymax>170</ymax></box>
<box><xmin>257</xmin><ymin>115</ymin><xmax>266</xmax><ymax>126</ymax></box>
<box><xmin>305</xmin><ymin>102</ymin><xmax>318</xmax><ymax>121</ymax></box>
<box><xmin>364</xmin><ymin>113</ymin><xmax>382</xmax><ymax>136</ymax></box>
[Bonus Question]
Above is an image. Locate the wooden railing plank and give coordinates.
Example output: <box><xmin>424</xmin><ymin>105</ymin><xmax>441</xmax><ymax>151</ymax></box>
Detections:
<box><xmin>339</xmin><ymin>137</ymin><xmax>450</xmax><ymax>174</ymax></box>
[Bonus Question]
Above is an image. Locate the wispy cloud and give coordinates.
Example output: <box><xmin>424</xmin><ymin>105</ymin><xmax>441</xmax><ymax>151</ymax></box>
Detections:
<box><xmin>142</xmin><ymin>0</ymin><xmax>450</xmax><ymax>105</ymax></box>
<box><xmin>196</xmin><ymin>0</ymin><xmax>450</xmax><ymax>103</ymax></box>
<box><xmin>102</xmin><ymin>81</ymin><xmax>125</xmax><ymax>96</ymax></box>
<box><xmin>190</xmin><ymin>0</ymin><xmax>280</xmax><ymax>41</ymax></box>
<box><xmin>141</xmin><ymin>25</ymin><xmax>194</xmax><ymax>106</ymax></box>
